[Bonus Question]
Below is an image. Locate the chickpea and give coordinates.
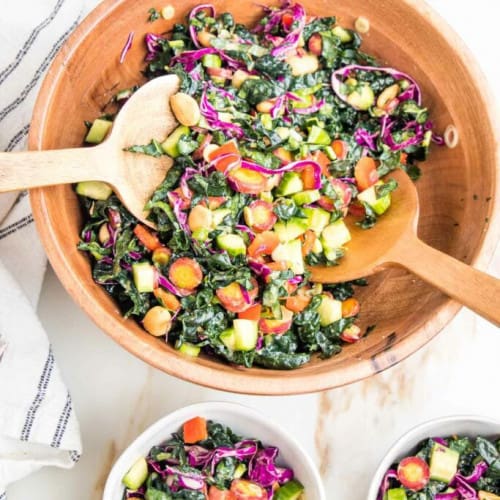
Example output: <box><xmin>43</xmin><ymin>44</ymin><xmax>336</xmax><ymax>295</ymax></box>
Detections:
<box><xmin>143</xmin><ymin>306</ymin><xmax>172</xmax><ymax>337</ymax></box>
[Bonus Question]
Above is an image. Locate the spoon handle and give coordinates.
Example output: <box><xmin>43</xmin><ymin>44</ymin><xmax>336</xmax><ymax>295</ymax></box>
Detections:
<box><xmin>395</xmin><ymin>236</ymin><xmax>500</xmax><ymax>327</ymax></box>
<box><xmin>0</xmin><ymin>146</ymin><xmax>109</xmax><ymax>192</ymax></box>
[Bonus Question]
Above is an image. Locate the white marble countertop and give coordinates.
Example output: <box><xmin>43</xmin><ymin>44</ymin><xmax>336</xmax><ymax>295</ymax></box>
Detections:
<box><xmin>7</xmin><ymin>1</ymin><xmax>500</xmax><ymax>499</ymax></box>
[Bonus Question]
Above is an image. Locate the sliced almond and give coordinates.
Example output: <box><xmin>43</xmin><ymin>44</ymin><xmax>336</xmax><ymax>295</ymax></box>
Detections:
<box><xmin>169</xmin><ymin>92</ymin><xmax>201</xmax><ymax>126</ymax></box>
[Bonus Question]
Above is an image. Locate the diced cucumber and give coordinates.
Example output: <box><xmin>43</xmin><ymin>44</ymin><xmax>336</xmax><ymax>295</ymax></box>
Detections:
<box><xmin>177</xmin><ymin>342</ymin><xmax>201</xmax><ymax>357</ymax></box>
<box><xmin>321</xmin><ymin>220</ymin><xmax>351</xmax><ymax>252</ymax></box>
<box><xmin>234</xmin><ymin>463</ymin><xmax>247</xmax><ymax>479</ymax></box>
<box><xmin>216</xmin><ymin>234</ymin><xmax>246</xmax><ymax>256</ymax></box>
<box><xmin>168</xmin><ymin>40</ymin><xmax>184</xmax><ymax>50</ymax></box>
<box><xmin>192</xmin><ymin>228</ymin><xmax>210</xmax><ymax>242</ymax></box>
<box><xmin>160</xmin><ymin>125</ymin><xmax>190</xmax><ymax>158</ymax></box>
<box><xmin>429</xmin><ymin>442</ymin><xmax>459</xmax><ymax>484</ymax></box>
<box><xmin>202</xmin><ymin>54</ymin><xmax>222</xmax><ymax>68</ymax></box>
<box><xmin>357</xmin><ymin>183</ymin><xmax>391</xmax><ymax>215</ymax></box>
<box><xmin>220</xmin><ymin>328</ymin><xmax>236</xmax><ymax>350</ymax></box>
<box><xmin>317</xmin><ymin>294</ymin><xmax>342</xmax><ymax>326</ymax></box>
<box><xmin>276</xmin><ymin>172</ymin><xmax>304</xmax><ymax>196</ymax></box>
<box><xmin>307</xmin><ymin>125</ymin><xmax>331</xmax><ymax>145</ymax></box>
<box><xmin>259</xmin><ymin>191</ymin><xmax>273</xmax><ymax>203</ymax></box>
<box><xmin>303</xmin><ymin>207</ymin><xmax>331</xmax><ymax>234</ymax></box>
<box><xmin>386</xmin><ymin>489</ymin><xmax>407</xmax><ymax>500</ymax></box>
<box><xmin>292</xmin><ymin>189</ymin><xmax>320</xmax><ymax>205</ymax></box>
<box><xmin>85</xmin><ymin>118</ymin><xmax>112</xmax><ymax>144</ymax></box>
<box><xmin>332</xmin><ymin>26</ymin><xmax>353</xmax><ymax>43</ymax></box>
<box><xmin>271</xmin><ymin>239</ymin><xmax>304</xmax><ymax>274</ymax></box>
<box><xmin>325</xmin><ymin>145</ymin><xmax>337</xmax><ymax>160</ymax></box>
<box><xmin>260</xmin><ymin>113</ymin><xmax>273</xmax><ymax>130</ymax></box>
<box><xmin>275</xmin><ymin>127</ymin><xmax>290</xmax><ymax>140</ymax></box>
<box><xmin>312</xmin><ymin>237</ymin><xmax>323</xmax><ymax>254</ymax></box>
<box><xmin>212</xmin><ymin>208</ymin><xmax>232</xmax><ymax>227</ymax></box>
<box><xmin>233</xmin><ymin>319</ymin><xmax>259</xmax><ymax>351</ymax></box>
<box><xmin>347</xmin><ymin>84</ymin><xmax>375</xmax><ymax>110</ymax></box>
<box><xmin>273</xmin><ymin>218</ymin><xmax>308</xmax><ymax>242</ymax></box>
<box><xmin>132</xmin><ymin>262</ymin><xmax>156</xmax><ymax>293</ymax></box>
<box><xmin>287</xmin><ymin>129</ymin><xmax>304</xmax><ymax>150</ymax></box>
<box><xmin>274</xmin><ymin>480</ymin><xmax>304</xmax><ymax>500</ymax></box>
<box><xmin>122</xmin><ymin>457</ymin><xmax>148</xmax><ymax>490</ymax></box>
<box><xmin>291</xmin><ymin>94</ymin><xmax>313</xmax><ymax>109</ymax></box>
<box><xmin>75</xmin><ymin>181</ymin><xmax>112</xmax><ymax>200</ymax></box>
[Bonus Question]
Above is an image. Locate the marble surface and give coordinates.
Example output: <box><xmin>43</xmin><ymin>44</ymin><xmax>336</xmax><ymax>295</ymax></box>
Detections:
<box><xmin>7</xmin><ymin>1</ymin><xmax>500</xmax><ymax>499</ymax></box>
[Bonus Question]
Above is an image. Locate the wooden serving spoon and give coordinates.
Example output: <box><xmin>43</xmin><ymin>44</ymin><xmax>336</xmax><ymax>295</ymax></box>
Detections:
<box><xmin>309</xmin><ymin>169</ymin><xmax>500</xmax><ymax>326</ymax></box>
<box><xmin>0</xmin><ymin>74</ymin><xmax>181</xmax><ymax>227</ymax></box>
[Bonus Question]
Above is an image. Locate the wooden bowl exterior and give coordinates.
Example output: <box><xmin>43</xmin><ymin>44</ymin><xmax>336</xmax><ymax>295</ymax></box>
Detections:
<box><xmin>29</xmin><ymin>0</ymin><xmax>499</xmax><ymax>394</ymax></box>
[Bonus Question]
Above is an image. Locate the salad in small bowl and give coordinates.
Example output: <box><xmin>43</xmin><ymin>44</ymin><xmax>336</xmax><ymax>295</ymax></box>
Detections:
<box><xmin>368</xmin><ymin>416</ymin><xmax>500</xmax><ymax>500</ymax></box>
<box><xmin>103</xmin><ymin>402</ymin><xmax>325</xmax><ymax>499</ymax></box>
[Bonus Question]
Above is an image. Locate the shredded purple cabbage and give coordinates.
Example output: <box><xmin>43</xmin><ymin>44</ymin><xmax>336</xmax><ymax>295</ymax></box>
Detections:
<box><xmin>354</xmin><ymin>127</ymin><xmax>379</xmax><ymax>150</ymax></box>
<box><xmin>331</xmin><ymin>64</ymin><xmax>422</xmax><ymax>107</ymax></box>
<box><xmin>120</xmin><ymin>32</ymin><xmax>134</xmax><ymax>64</ymax></box>
<box><xmin>248</xmin><ymin>446</ymin><xmax>294</xmax><ymax>488</ymax></box>
<box><xmin>188</xmin><ymin>4</ymin><xmax>216</xmax><ymax>48</ymax></box>
<box><xmin>377</xmin><ymin>469</ymin><xmax>398</xmax><ymax>500</ymax></box>
<box><xmin>293</xmin><ymin>98</ymin><xmax>326</xmax><ymax>115</ymax></box>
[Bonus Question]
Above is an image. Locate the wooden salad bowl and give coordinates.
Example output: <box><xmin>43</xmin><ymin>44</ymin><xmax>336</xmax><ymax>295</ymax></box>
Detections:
<box><xmin>29</xmin><ymin>0</ymin><xmax>499</xmax><ymax>394</ymax></box>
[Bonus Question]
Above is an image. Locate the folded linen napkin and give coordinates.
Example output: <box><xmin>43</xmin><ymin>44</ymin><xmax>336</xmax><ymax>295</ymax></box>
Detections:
<box><xmin>0</xmin><ymin>0</ymin><xmax>88</xmax><ymax>495</ymax></box>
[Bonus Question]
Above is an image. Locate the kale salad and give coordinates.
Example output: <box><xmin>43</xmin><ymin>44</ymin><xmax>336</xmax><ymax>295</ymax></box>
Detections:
<box><xmin>379</xmin><ymin>435</ymin><xmax>500</xmax><ymax>500</ymax></box>
<box><xmin>122</xmin><ymin>416</ymin><xmax>303</xmax><ymax>499</ymax></box>
<box><xmin>77</xmin><ymin>1</ymin><xmax>441</xmax><ymax>369</ymax></box>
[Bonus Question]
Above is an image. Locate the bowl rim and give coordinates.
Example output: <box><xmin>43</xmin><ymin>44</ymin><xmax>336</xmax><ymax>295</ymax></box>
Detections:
<box><xmin>28</xmin><ymin>0</ymin><xmax>500</xmax><ymax>395</ymax></box>
<box><xmin>102</xmin><ymin>400</ymin><xmax>326</xmax><ymax>500</ymax></box>
<box><xmin>366</xmin><ymin>414</ymin><xmax>500</xmax><ymax>499</ymax></box>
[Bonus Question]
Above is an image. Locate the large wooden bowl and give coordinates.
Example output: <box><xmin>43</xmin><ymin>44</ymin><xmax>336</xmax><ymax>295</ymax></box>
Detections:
<box><xmin>29</xmin><ymin>0</ymin><xmax>499</xmax><ymax>394</ymax></box>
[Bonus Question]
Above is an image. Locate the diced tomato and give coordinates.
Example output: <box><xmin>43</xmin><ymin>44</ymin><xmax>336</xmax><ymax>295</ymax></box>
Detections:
<box><xmin>153</xmin><ymin>288</ymin><xmax>181</xmax><ymax>311</ymax></box>
<box><xmin>247</xmin><ymin>231</ymin><xmax>280</xmax><ymax>258</ymax></box>
<box><xmin>331</xmin><ymin>139</ymin><xmax>348</xmax><ymax>160</ymax></box>
<box><xmin>317</xmin><ymin>195</ymin><xmax>335</xmax><ymax>212</ymax></box>
<box><xmin>340</xmin><ymin>325</ymin><xmax>363</xmax><ymax>343</ymax></box>
<box><xmin>192</xmin><ymin>133</ymin><xmax>213</xmax><ymax>161</ymax></box>
<box><xmin>273</xmin><ymin>147</ymin><xmax>293</xmax><ymax>165</ymax></box>
<box><xmin>301</xmin><ymin>229</ymin><xmax>317</xmax><ymax>256</ymax></box>
<box><xmin>208</xmin><ymin>140</ymin><xmax>241</xmax><ymax>173</ymax></box>
<box><xmin>259</xmin><ymin>307</ymin><xmax>293</xmax><ymax>335</ymax></box>
<box><xmin>208</xmin><ymin>486</ymin><xmax>236</xmax><ymax>500</ymax></box>
<box><xmin>308</xmin><ymin>33</ymin><xmax>322</xmax><ymax>55</ymax></box>
<box><xmin>281</xmin><ymin>12</ymin><xmax>294</xmax><ymax>31</ymax></box>
<box><xmin>244</xmin><ymin>200</ymin><xmax>277</xmax><ymax>232</ymax></box>
<box><xmin>354</xmin><ymin>157</ymin><xmax>379</xmax><ymax>191</ymax></box>
<box><xmin>133</xmin><ymin>224</ymin><xmax>163</xmax><ymax>251</ymax></box>
<box><xmin>230</xmin><ymin>479</ymin><xmax>268</xmax><ymax>500</ymax></box>
<box><xmin>216</xmin><ymin>279</ymin><xmax>259</xmax><ymax>313</ymax></box>
<box><xmin>238</xmin><ymin>303</ymin><xmax>262</xmax><ymax>321</ymax></box>
<box><xmin>311</xmin><ymin>150</ymin><xmax>331</xmax><ymax>176</ymax></box>
<box><xmin>168</xmin><ymin>258</ymin><xmax>203</xmax><ymax>290</ymax></box>
<box><xmin>348</xmin><ymin>202</ymin><xmax>366</xmax><ymax>217</ymax></box>
<box><xmin>397</xmin><ymin>456</ymin><xmax>430</xmax><ymax>491</ymax></box>
<box><xmin>183</xmin><ymin>416</ymin><xmax>208</xmax><ymax>444</ymax></box>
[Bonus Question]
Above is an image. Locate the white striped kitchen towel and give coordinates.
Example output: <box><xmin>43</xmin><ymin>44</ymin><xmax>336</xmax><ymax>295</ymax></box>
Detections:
<box><xmin>0</xmin><ymin>0</ymin><xmax>91</xmax><ymax>495</ymax></box>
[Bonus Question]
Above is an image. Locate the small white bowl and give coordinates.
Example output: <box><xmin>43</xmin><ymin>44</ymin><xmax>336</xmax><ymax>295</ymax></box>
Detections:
<box><xmin>367</xmin><ymin>415</ymin><xmax>500</xmax><ymax>499</ymax></box>
<box><xmin>103</xmin><ymin>401</ymin><xmax>326</xmax><ymax>500</ymax></box>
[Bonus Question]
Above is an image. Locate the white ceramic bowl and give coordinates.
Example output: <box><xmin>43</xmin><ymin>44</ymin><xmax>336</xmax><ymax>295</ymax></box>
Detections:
<box><xmin>103</xmin><ymin>401</ymin><xmax>325</xmax><ymax>499</ymax></box>
<box><xmin>367</xmin><ymin>415</ymin><xmax>500</xmax><ymax>499</ymax></box>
